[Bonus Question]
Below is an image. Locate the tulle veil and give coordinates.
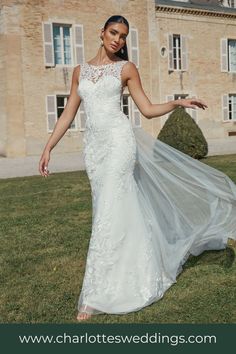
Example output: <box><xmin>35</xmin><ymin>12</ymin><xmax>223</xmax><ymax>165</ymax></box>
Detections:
<box><xmin>132</xmin><ymin>126</ymin><xmax>236</xmax><ymax>281</ymax></box>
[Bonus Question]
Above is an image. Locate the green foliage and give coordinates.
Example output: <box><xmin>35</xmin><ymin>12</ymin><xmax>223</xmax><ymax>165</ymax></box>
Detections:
<box><xmin>158</xmin><ymin>106</ymin><xmax>208</xmax><ymax>159</ymax></box>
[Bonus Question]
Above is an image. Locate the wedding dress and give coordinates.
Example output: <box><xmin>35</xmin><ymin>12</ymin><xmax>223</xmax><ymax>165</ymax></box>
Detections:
<box><xmin>76</xmin><ymin>60</ymin><xmax>236</xmax><ymax>315</ymax></box>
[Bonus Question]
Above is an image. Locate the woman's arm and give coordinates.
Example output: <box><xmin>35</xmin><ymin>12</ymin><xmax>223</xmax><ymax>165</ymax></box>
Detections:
<box><xmin>43</xmin><ymin>65</ymin><xmax>81</xmax><ymax>153</ymax></box>
<box><xmin>39</xmin><ymin>65</ymin><xmax>81</xmax><ymax>177</ymax></box>
<box><xmin>123</xmin><ymin>62</ymin><xmax>208</xmax><ymax>119</ymax></box>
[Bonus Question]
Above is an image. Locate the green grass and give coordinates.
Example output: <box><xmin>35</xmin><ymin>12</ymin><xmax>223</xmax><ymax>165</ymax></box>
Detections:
<box><xmin>0</xmin><ymin>154</ymin><xmax>236</xmax><ymax>324</ymax></box>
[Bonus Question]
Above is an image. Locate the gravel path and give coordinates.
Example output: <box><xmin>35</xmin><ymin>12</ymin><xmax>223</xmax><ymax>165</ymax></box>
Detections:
<box><xmin>0</xmin><ymin>151</ymin><xmax>85</xmax><ymax>179</ymax></box>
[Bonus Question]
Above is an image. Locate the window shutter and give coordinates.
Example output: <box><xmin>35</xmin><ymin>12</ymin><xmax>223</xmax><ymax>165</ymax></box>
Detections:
<box><xmin>189</xmin><ymin>95</ymin><xmax>197</xmax><ymax>122</ymax></box>
<box><xmin>78</xmin><ymin>100</ymin><xmax>86</xmax><ymax>131</ymax></box>
<box><xmin>42</xmin><ymin>22</ymin><xmax>55</xmax><ymax>67</ymax></box>
<box><xmin>131</xmin><ymin>101</ymin><xmax>141</xmax><ymax>127</ymax></box>
<box><xmin>222</xmin><ymin>94</ymin><xmax>229</xmax><ymax>121</ymax></box>
<box><xmin>74</xmin><ymin>24</ymin><xmax>84</xmax><ymax>65</ymax></box>
<box><xmin>129</xmin><ymin>28</ymin><xmax>139</xmax><ymax>67</ymax></box>
<box><xmin>221</xmin><ymin>38</ymin><xmax>228</xmax><ymax>72</ymax></box>
<box><xmin>181</xmin><ymin>35</ymin><xmax>188</xmax><ymax>71</ymax></box>
<box><xmin>46</xmin><ymin>95</ymin><xmax>57</xmax><ymax>132</ymax></box>
<box><xmin>168</xmin><ymin>34</ymin><xmax>174</xmax><ymax>71</ymax></box>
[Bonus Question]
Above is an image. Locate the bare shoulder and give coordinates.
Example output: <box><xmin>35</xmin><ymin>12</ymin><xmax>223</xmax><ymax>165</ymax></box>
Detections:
<box><xmin>122</xmin><ymin>61</ymin><xmax>139</xmax><ymax>79</ymax></box>
<box><xmin>73</xmin><ymin>64</ymin><xmax>82</xmax><ymax>84</ymax></box>
<box><xmin>73</xmin><ymin>64</ymin><xmax>81</xmax><ymax>75</ymax></box>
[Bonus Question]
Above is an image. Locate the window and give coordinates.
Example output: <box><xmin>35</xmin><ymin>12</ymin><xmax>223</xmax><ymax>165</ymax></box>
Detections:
<box><xmin>168</xmin><ymin>34</ymin><xmax>188</xmax><ymax>71</ymax></box>
<box><xmin>174</xmin><ymin>94</ymin><xmax>188</xmax><ymax>101</ymax></box>
<box><xmin>221</xmin><ymin>38</ymin><xmax>236</xmax><ymax>72</ymax></box>
<box><xmin>175</xmin><ymin>94</ymin><xmax>197</xmax><ymax>122</ymax></box>
<box><xmin>42</xmin><ymin>22</ymin><xmax>84</xmax><ymax>67</ymax></box>
<box><xmin>229</xmin><ymin>40</ymin><xmax>236</xmax><ymax>72</ymax></box>
<box><xmin>173</xmin><ymin>35</ymin><xmax>181</xmax><ymax>70</ymax></box>
<box><xmin>57</xmin><ymin>96</ymin><xmax>76</xmax><ymax>129</ymax></box>
<box><xmin>53</xmin><ymin>24</ymin><xmax>72</xmax><ymax>65</ymax></box>
<box><xmin>229</xmin><ymin>95</ymin><xmax>236</xmax><ymax>120</ymax></box>
<box><xmin>122</xmin><ymin>95</ymin><xmax>129</xmax><ymax>117</ymax></box>
<box><xmin>46</xmin><ymin>94</ymin><xmax>78</xmax><ymax>132</ymax></box>
<box><xmin>164</xmin><ymin>94</ymin><xmax>197</xmax><ymax>125</ymax></box>
<box><xmin>229</xmin><ymin>0</ymin><xmax>236</xmax><ymax>8</ymax></box>
<box><xmin>121</xmin><ymin>94</ymin><xmax>141</xmax><ymax>127</ymax></box>
<box><xmin>222</xmin><ymin>94</ymin><xmax>236</xmax><ymax>121</ymax></box>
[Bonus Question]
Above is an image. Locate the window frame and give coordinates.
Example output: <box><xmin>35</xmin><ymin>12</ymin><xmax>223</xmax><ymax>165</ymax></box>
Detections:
<box><xmin>52</xmin><ymin>23</ymin><xmax>74</xmax><ymax>67</ymax></box>
<box><xmin>228</xmin><ymin>39</ymin><xmax>236</xmax><ymax>73</ymax></box>
<box><xmin>56</xmin><ymin>94</ymin><xmax>77</xmax><ymax>131</ymax></box>
<box><xmin>173</xmin><ymin>34</ymin><xmax>181</xmax><ymax>71</ymax></box>
<box><xmin>121</xmin><ymin>93</ymin><xmax>142</xmax><ymax>127</ymax></box>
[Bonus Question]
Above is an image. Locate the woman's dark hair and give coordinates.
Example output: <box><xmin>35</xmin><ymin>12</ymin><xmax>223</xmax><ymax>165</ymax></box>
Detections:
<box><xmin>103</xmin><ymin>15</ymin><xmax>129</xmax><ymax>60</ymax></box>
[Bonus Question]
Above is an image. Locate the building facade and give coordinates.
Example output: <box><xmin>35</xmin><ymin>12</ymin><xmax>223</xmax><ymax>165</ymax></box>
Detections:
<box><xmin>0</xmin><ymin>0</ymin><xmax>236</xmax><ymax>158</ymax></box>
<box><xmin>154</xmin><ymin>0</ymin><xmax>236</xmax><ymax>155</ymax></box>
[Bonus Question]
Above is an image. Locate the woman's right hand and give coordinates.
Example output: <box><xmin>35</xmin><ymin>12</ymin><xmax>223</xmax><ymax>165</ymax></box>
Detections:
<box><xmin>39</xmin><ymin>149</ymin><xmax>51</xmax><ymax>177</ymax></box>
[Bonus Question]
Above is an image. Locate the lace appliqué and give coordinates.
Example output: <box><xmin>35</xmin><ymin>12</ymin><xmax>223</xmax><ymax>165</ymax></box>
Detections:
<box><xmin>79</xmin><ymin>61</ymin><xmax>127</xmax><ymax>85</ymax></box>
<box><xmin>77</xmin><ymin>59</ymin><xmax>172</xmax><ymax>314</ymax></box>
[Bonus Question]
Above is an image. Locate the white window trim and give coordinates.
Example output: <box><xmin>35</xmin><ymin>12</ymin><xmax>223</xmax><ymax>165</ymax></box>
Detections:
<box><xmin>168</xmin><ymin>34</ymin><xmax>188</xmax><ymax>72</ymax></box>
<box><xmin>224</xmin><ymin>93</ymin><xmax>236</xmax><ymax>122</ymax></box>
<box><xmin>53</xmin><ymin>23</ymin><xmax>74</xmax><ymax>67</ymax></box>
<box><xmin>228</xmin><ymin>39</ymin><xmax>236</xmax><ymax>73</ymax></box>
<box><xmin>173</xmin><ymin>34</ymin><xmax>181</xmax><ymax>71</ymax></box>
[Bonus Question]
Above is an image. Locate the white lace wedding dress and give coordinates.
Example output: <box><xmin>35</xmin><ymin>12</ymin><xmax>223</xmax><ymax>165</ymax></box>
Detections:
<box><xmin>76</xmin><ymin>60</ymin><xmax>236</xmax><ymax>315</ymax></box>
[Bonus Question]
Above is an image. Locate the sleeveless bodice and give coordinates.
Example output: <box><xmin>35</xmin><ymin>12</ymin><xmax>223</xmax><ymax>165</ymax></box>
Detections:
<box><xmin>77</xmin><ymin>61</ymin><xmax>129</xmax><ymax>131</ymax></box>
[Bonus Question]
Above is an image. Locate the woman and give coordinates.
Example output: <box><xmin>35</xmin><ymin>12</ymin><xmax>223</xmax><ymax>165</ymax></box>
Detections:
<box><xmin>39</xmin><ymin>15</ymin><xmax>236</xmax><ymax>322</ymax></box>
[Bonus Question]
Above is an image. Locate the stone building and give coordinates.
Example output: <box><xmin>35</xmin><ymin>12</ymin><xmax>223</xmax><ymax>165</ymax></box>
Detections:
<box><xmin>0</xmin><ymin>0</ymin><xmax>236</xmax><ymax>158</ymax></box>
<box><xmin>154</xmin><ymin>0</ymin><xmax>236</xmax><ymax>155</ymax></box>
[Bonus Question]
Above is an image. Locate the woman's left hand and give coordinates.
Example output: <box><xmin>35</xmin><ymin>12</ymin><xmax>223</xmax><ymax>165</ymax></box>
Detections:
<box><xmin>177</xmin><ymin>98</ymin><xmax>208</xmax><ymax>110</ymax></box>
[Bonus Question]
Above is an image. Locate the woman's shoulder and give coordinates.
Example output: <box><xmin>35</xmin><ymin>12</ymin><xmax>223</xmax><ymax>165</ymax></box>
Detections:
<box><xmin>73</xmin><ymin>64</ymin><xmax>82</xmax><ymax>77</ymax></box>
<box><xmin>122</xmin><ymin>60</ymin><xmax>137</xmax><ymax>68</ymax></box>
<box><xmin>121</xmin><ymin>61</ymin><xmax>138</xmax><ymax>74</ymax></box>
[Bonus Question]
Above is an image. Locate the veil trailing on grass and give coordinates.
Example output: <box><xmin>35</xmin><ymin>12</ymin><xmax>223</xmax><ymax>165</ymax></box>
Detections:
<box><xmin>133</xmin><ymin>126</ymin><xmax>236</xmax><ymax>281</ymax></box>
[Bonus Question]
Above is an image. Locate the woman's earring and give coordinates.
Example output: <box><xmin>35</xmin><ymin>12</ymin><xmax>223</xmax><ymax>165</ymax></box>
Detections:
<box><xmin>100</xmin><ymin>37</ymin><xmax>104</xmax><ymax>47</ymax></box>
<box><xmin>121</xmin><ymin>48</ymin><xmax>124</xmax><ymax>54</ymax></box>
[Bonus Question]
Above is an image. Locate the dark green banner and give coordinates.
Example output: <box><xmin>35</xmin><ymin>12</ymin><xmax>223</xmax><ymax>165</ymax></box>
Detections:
<box><xmin>0</xmin><ymin>323</ymin><xmax>235</xmax><ymax>354</ymax></box>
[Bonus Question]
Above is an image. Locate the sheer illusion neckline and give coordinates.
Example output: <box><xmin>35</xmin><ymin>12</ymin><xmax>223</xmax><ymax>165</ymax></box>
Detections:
<box><xmin>86</xmin><ymin>61</ymin><xmax>125</xmax><ymax>67</ymax></box>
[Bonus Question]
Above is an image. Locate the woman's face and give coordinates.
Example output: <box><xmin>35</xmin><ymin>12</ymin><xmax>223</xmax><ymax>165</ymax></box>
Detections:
<box><xmin>101</xmin><ymin>23</ymin><xmax>128</xmax><ymax>53</ymax></box>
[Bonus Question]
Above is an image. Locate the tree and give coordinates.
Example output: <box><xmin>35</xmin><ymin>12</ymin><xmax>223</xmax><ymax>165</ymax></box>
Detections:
<box><xmin>157</xmin><ymin>106</ymin><xmax>208</xmax><ymax>159</ymax></box>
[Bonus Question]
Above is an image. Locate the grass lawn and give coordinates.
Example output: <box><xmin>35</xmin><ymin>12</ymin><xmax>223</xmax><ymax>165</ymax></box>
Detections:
<box><xmin>0</xmin><ymin>154</ymin><xmax>236</xmax><ymax>324</ymax></box>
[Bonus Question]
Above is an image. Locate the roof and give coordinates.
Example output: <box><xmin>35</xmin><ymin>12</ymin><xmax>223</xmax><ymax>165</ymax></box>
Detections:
<box><xmin>155</xmin><ymin>0</ymin><xmax>236</xmax><ymax>14</ymax></box>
